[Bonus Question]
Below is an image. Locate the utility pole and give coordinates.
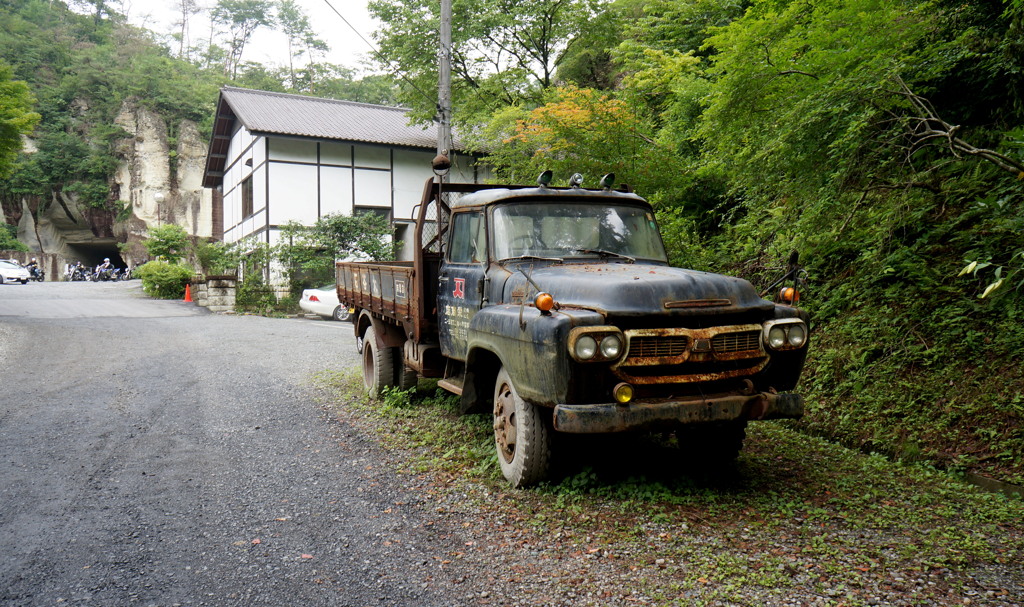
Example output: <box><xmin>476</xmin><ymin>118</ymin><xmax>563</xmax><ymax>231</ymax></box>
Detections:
<box><xmin>434</xmin><ymin>0</ymin><xmax>453</xmax><ymax>182</ymax></box>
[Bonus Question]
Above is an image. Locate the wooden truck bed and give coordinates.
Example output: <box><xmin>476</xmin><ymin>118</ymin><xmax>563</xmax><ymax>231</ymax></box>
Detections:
<box><xmin>335</xmin><ymin>261</ymin><xmax>414</xmax><ymax>326</ymax></box>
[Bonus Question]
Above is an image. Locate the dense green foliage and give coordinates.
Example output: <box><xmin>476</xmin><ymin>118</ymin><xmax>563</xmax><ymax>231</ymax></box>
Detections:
<box><xmin>368</xmin><ymin>0</ymin><xmax>602</xmax><ymax>126</ymax></box>
<box><xmin>0</xmin><ymin>222</ymin><xmax>28</xmax><ymax>251</ymax></box>
<box><xmin>0</xmin><ymin>59</ymin><xmax>39</xmax><ymax>178</ymax></box>
<box><xmin>136</xmin><ymin>260</ymin><xmax>193</xmax><ymax>299</ymax></box>
<box><xmin>142</xmin><ymin>224</ymin><xmax>191</xmax><ymax>264</ymax></box>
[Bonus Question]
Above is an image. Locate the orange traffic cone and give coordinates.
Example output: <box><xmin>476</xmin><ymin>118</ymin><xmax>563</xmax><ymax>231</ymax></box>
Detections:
<box><xmin>184</xmin><ymin>283</ymin><xmax>193</xmax><ymax>302</ymax></box>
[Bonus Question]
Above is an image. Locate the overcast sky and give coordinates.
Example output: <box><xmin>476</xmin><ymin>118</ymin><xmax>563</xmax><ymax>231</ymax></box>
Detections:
<box><xmin>121</xmin><ymin>0</ymin><xmax>381</xmax><ymax>72</ymax></box>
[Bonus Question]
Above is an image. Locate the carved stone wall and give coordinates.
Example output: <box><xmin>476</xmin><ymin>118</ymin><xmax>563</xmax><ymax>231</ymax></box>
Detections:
<box><xmin>3</xmin><ymin>100</ymin><xmax>214</xmax><ymax>267</ymax></box>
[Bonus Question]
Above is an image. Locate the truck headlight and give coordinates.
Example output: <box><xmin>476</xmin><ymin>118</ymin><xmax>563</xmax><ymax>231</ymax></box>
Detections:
<box><xmin>569</xmin><ymin>327</ymin><xmax>625</xmax><ymax>362</ymax></box>
<box><xmin>600</xmin><ymin>334</ymin><xmax>622</xmax><ymax>358</ymax></box>
<box><xmin>763</xmin><ymin>319</ymin><xmax>808</xmax><ymax>351</ymax></box>
<box><xmin>575</xmin><ymin>335</ymin><xmax>597</xmax><ymax>360</ymax></box>
<box><xmin>787</xmin><ymin>324</ymin><xmax>806</xmax><ymax>347</ymax></box>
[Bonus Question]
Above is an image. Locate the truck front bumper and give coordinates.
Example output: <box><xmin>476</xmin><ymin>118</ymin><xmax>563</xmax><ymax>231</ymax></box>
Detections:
<box><xmin>552</xmin><ymin>392</ymin><xmax>803</xmax><ymax>434</ymax></box>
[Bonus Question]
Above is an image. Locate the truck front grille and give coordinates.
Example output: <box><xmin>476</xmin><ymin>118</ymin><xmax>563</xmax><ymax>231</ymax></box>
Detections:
<box><xmin>628</xmin><ymin>336</ymin><xmax>689</xmax><ymax>358</ymax></box>
<box><xmin>712</xmin><ymin>330</ymin><xmax>760</xmax><ymax>353</ymax></box>
<box><xmin>616</xmin><ymin>325</ymin><xmax>767</xmax><ymax>384</ymax></box>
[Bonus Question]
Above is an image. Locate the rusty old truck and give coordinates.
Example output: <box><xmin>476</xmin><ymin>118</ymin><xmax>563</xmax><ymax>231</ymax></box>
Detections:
<box><xmin>336</xmin><ymin>173</ymin><xmax>809</xmax><ymax>487</ymax></box>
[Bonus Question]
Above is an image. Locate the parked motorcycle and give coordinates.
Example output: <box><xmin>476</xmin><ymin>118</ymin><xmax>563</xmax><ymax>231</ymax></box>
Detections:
<box><xmin>94</xmin><ymin>267</ymin><xmax>118</xmax><ymax>281</ymax></box>
<box><xmin>67</xmin><ymin>264</ymin><xmax>89</xmax><ymax>281</ymax></box>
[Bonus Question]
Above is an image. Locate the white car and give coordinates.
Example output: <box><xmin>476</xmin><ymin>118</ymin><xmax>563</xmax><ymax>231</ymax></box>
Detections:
<box><xmin>0</xmin><ymin>260</ymin><xmax>30</xmax><ymax>284</ymax></box>
<box><xmin>299</xmin><ymin>284</ymin><xmax>352</xmax><ymax>321</ymax></box>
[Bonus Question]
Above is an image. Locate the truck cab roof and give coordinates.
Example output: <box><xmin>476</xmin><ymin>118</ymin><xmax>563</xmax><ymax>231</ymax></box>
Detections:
<box><xmin>449</xmin><ymin>185</ymin><xmax>647</xmax><ymax>210</ymax></box>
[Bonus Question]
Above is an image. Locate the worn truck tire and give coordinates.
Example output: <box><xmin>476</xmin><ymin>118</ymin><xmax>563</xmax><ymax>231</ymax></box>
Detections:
<box><xmin>493</xmin><ymin>366</ymin><xmax>551</xmax><ymax>487</ymax></box>
<box><xmin>362</xmin><ymin>326</ymin><xmax>396</xmax><ymax>397</ymax></box>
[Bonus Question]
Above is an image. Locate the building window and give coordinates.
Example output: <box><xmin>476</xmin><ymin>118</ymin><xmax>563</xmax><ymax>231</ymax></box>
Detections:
<box><xmin>242</xmin><ymin>175</ymin><xmax>254</xmax><ymax>218</ymax></box>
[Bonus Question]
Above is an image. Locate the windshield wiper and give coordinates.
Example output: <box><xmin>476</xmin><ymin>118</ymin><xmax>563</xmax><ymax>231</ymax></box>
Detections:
<box><xmin>574</xmin><ymin>249</ymin><xmax>635</xmax><ymax>263</ymax></box>
<box><xmin>499</xmin><ymin>255</ymin><xmax>564</xmax><ymax>264</ymax></box>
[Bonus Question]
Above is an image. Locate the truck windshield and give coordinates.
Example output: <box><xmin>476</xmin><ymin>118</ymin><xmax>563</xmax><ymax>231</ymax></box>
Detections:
<box><xmin>492</xmin><ymin>202</ymin><xmax>668</xmax><ymax>262</ymax></box>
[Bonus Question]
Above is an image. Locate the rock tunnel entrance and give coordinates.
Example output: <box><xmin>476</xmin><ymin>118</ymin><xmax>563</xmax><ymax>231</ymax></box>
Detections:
<box><xmin>64</xmin><ymin>242</ymin><xmax>126</xmax><ymax>270</ymax></box>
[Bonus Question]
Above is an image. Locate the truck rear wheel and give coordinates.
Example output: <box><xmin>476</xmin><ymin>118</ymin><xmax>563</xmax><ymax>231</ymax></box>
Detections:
<box><xmin>362</xmin><ymin>326</ymin><xmax>396</xmax><ymax>397</ymax></box>
<box><xmin>493</xmin><ymin>366</ymin><xmax>551</xmax><ymax>487</ymax></box>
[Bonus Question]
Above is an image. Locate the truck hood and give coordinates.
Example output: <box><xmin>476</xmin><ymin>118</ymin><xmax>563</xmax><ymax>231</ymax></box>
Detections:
<box><xmin>503</xmin><ymin>262</ymin><xmax>774</xmax><ymax>318</ymax></box>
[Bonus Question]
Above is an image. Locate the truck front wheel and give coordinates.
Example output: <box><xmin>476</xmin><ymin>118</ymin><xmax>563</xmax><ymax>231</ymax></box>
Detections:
<box><xmin>362</xmin><ymin>326</ymin><xmax>396</xmax><ymax>397</ymax></box>
<box><xmin>493</xmin><ymin>367</ymin><xmax>551</xmax><ymax>487</ymax></box>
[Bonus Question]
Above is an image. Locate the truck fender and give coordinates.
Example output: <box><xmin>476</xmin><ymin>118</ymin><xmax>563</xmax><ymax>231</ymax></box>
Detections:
<box><xmin>355</xmin><ymin>311</ymin><xmax>405</xmax><ymax>352</ymax></box>
<box><xmin>464</xmin><ymin>304</ymin><xmax>583</xmax><ymax>409</ymax></box>
<box><xmin>460</xmin><ymin>347</ymin><xmax>502</xmax><ymax>415</ymax></box>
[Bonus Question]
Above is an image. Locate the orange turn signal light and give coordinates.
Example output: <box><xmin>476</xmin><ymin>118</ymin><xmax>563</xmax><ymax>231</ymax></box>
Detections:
<box><xmin>535</xmin><ymin>292</ymin><xmax>554</xmax><ymax>313</ymax></box>
<box><xmin>779</xmin><ymin>286</ymin><xmax>800</xmax><ymax>305</ymax></box>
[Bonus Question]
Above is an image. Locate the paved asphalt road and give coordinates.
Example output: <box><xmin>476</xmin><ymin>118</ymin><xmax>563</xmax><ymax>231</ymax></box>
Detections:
<box><xmin>0</xmin><ymin>281</ymin><xmax>461</xmax><ymax>606</ymax></box>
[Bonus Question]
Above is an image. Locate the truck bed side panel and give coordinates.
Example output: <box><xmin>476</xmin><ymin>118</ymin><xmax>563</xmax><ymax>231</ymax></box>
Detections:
<box><xmin>336</xmin><ymin>261</ymin><xmax>414</xmax><ymax>324</ymax></box>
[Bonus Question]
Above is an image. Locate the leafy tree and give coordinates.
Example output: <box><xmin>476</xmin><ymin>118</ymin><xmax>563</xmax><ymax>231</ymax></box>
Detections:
<box><xmin>143</xmin><ymin>224</ymin><xmax>191</xmax><ymax>263</ymax></box>
<box><xmin>0</xmin><ymin>60</ymin><xmax>40</xmax><ymax>179</ymax></box>
<box><xmin>275</xmin><ymin>0</ymin><xmax>328</xmax><ymax>89</ymax></box>
<box><xmin>211</xmin><ymin>0</ymin><xmax>274</xmax><ymax>78</ymax></box>
<box><xmin>479</xmin><ymin>86</ymin><xmax>686</xmax><ymax>196</ymax></box>
<box><xmin>304</xmin><ymin>69</ymin><xmax>399</xmax><ymax>105</ymax></box>
<box><xmin>367</xmin><ymin>0</ymin><xmax>603</xmax><ymax>126</ymax></box>
<box><xmin>172</xmin><ymin>0</ymin><xmax>201</xmax><ymax>59</ymax></box>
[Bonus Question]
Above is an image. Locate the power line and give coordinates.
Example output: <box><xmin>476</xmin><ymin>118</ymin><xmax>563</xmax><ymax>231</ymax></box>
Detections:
<box><xmin>319</xmin><ymin>0</ymin><xmax>436</xmax><ymax>107</ymax></box>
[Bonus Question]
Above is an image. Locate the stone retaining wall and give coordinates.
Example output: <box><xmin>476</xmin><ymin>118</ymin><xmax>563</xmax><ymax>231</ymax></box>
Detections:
<box><xmin>191</xmin><ymin>274</ymin><xmax>236</xmax><ymax>313</ymax></box>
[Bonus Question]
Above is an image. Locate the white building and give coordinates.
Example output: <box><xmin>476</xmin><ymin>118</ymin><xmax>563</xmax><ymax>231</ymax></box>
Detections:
<box><xmin>202</xmin><ymin>87</ymin><xmax>485</xmax><ymax>261</ymax></box>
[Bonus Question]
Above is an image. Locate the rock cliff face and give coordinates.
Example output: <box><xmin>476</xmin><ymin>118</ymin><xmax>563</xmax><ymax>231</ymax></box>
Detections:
<box><xmin>3</xmin><ymin>100</ymin><xmax>213</xmax><ymax>268</ymax></box>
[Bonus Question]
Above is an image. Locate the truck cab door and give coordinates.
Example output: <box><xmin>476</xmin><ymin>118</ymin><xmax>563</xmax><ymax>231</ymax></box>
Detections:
<box><xmin>438</xmin><ymin>210</ymin><xmax>487</xmax><ymax>360</ymax></box>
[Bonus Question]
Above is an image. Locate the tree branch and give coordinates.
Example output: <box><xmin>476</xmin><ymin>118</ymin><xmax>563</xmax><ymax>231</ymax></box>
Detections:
<box><xmin>891</xmin><ymin>75</ymin><xmax>1024</xmax><ymax>178</ymax></box>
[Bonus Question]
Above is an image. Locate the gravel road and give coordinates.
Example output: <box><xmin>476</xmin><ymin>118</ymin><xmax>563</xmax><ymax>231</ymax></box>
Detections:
<box><xmin>0</xmin><ymin>281</ymin><xmax>463</xmax><ymax>606</ymax></box>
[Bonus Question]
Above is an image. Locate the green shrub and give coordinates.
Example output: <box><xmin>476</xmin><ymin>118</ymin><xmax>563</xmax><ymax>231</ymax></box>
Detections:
<box><xmin>136</xmin><ymin>261</ymin><xmax>193</xmax><ymax>299</ymax></box>
<box><xmin>142</xmin><ymin>224</ymin><xmax>190</xmax><ymax>264</ymax></box>
<box><xmin>195</xmin><ymin>239</ymin><xmax>239</xmax><ymax>275</ymax></box>
<box><xmin>0</xmin><ymin>224</ymin><xmax>28</xmax><ymax>252</ymax></box>
<box><xmin>234</xmin><ymin>272</ymin><xmax>275</xmax><ymax>313</ymax></box>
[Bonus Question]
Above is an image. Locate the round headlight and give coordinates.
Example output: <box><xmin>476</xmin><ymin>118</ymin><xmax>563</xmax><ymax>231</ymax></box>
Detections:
<box><xmin>787</xmin><ymin>324</ymin><xmax>806</xmax><ymax>347</ymax></box>
<box><xmin>600</xmin><ymin>334</ymin><xmax>622</xmax><ymax>359</ymax></box>
<box><xmin>575</xmin><ymin>335</ymin><xmax>597</xmax><ymax>360</ymax></box>
<box><xmin>768</xmin><ymin>326</ymin><xmax>787</xmax><ymax>349</ymax></box>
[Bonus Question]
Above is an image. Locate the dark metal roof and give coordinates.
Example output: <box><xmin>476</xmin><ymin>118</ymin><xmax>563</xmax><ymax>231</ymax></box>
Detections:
<box><xmin>203</xmin><ymin>87</ymin><xmax>449</xmax><ymax>188</ymax></box>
